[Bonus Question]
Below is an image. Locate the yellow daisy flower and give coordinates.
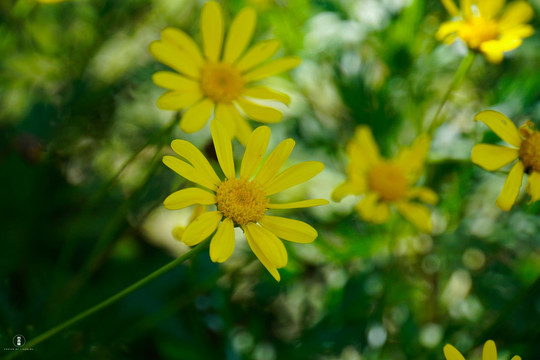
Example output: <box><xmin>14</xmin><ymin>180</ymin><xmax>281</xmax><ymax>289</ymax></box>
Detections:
<box><xmin>436</xmin><ymin>0</ymin><xmax>534</xmax><ymax>63</ymax></box>
<box><xmin>332</xmin><ymin>126</ymin><xmax>438</xmax><ymax>232</ymax></box>
<box><xmin>149</xmin><ymin>1</ymin><xmax>300</xmax><ymax>144</ymax></box>
<box><xmin>471</xmin><ymin>110</ymin><xmax>540</xmax><ymax>211</ymax></box>
<box><xmin>444</xmin><ymin>340</ymin><xmax>521</xmax><ymax>360</ymax></box>
<box><xmin>162</xmin><ymin>121</ymin><xmax>328</xmax><ymax>281</ymax></box>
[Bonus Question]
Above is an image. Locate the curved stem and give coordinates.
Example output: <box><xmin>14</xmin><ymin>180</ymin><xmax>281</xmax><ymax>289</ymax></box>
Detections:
<box><xmin>427</xmin><ymin>51</ymin><xmax>476</xmax><ymax>134</ymax></box>
<box><xmin>6</xmin><ymin>239</ymin><xmax>210</xmax><ymax>359</ymax></box>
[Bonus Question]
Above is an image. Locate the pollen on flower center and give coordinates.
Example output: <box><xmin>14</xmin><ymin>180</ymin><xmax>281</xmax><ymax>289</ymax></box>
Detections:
<box><xmin>200</xmin><ymin>62</ymin><xmax>244</xmax><ymax>103</ymax></box>
<box><xmin>368</xmin><ymin>162</ymin><xmax>408</xmax><ymax>202</ymax></box>
<box><xmin>216</xmin><ymin>178</ymin><xmax>269</xmax><ymax>225</ymax></box>
<box><xmin>458</xmin><ymin>17</ymin><xmax>499</xmax><ymax>49</ymax></box>
<box><xmin>519</xmin><ymin>132</ymin><xmax>540</xmax><ymax>172</ymax></box>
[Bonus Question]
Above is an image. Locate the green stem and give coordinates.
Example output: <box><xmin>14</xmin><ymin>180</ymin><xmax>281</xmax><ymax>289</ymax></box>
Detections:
<box><xmin>427</xmin><ymin>51</ymin><xmax>476</xmax><ymax>134</ymax></box>
<box><xmin>7</xmin><ymin>239</ymin><xmax>210</xmax><ymax>359</ymax></box>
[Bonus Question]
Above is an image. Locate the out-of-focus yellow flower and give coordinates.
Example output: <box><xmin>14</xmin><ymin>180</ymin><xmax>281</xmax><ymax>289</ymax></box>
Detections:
<box><xmin>162</xmin><ymin>121</ymin><xmax>327</xmax><ymax>281</ymax></box>
<box><xmin>150</xmin><ymin>1</ymin><xmax>300</xmax><ymax>144</ymax></box>
<box><xmin>332</xmin><ymin>126</ymin><xmax>437</xmax><ymax>232</ymax></box>
<box><xmin>471</xmin><ymin>110</ymin><xmax>540</xmax><ymax>211</ymax></box>
<box><xmin>437</xmin><ymin>0</ymin><xmax>534</xmax><ymax>63</ymax></box>
<box><xmin>36</xmin><ymin>0</ymin><xmax>66</xmax><ymax>2</ymax></box>
<box><xmin>444</xmin><ymin>340</ymin><xmax>521</xmax><ymax>360</ymax></box>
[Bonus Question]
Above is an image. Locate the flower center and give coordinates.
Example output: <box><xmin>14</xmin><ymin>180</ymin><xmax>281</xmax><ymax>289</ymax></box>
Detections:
<box><xmin>458</xmin><ymin>17</ymin><xmax>499</xmax><ymax>49</ymax></box>
<box><xmin>368</xmin><ymin>162</ymin><xmax>408</xmax><ymax>202</ymax></box>
<box><xmin>519</xmin><ymin>132</ymin><xmax>540</xmax><ymax>173</ymax></box>
<box><xmin>200</xmin><ymin>62</ymin><xmax>244</xmax><ymax>103</ymax></box>
<box><xmin>216</xmin><ymin>178</ymin><xmax>268</xmax><ymax>225</ymax></box>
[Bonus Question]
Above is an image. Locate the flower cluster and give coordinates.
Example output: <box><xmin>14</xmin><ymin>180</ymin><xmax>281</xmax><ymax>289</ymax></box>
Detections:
<box><xmin>150</xmin><ymin>0</ymin><xmax>538</xmax><ymax>283</ymax></box>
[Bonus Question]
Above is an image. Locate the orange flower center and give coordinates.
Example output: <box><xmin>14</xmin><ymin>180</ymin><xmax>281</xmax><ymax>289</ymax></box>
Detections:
<box><xmin>368</xmin><ymin>162</ymin><xmax>408</xmax><ymax>202</ymax></box>
<box><xmin>200</xmin><ymin>62</ymin><xmax>244</xmax><ymax>103</ymax></box>
<box><xmin>458</xmin><ymin>17</ymin><xmax>499</xmax><ymax>49</ymax></box>
<box><xmin>216</xmin><ymin>178</ymin><xmax>268</xmax><ymax>225</ymax></box>
<box><xmin>519</xmin><ymin>132</ymin><xmax>540</xmax><ymax>173</ymax></box>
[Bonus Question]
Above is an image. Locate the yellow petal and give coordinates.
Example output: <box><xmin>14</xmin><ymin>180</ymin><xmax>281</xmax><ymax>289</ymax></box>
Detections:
<box><xmin>149</xmin><ymin>41</ymin><xmax>200</xmax><ymax>79</ymax></box>
<box><xmin>236</xmin><ymin>39</ymin><xmax>281</xmax><ymax>73</ymax></box>
<box><xmin>242</xmin><ymin>56</ymin><xmax>301</xmax><ymax>82</ymax></box>
<box><xmin>372</xmin><ymin>202</ymin><xmax>391</xmax><ymax>224</ymax></box>
<box><xmin>477</xmin><ymin>0</ymin><xmax>505</xmax><ymax>18</ymax></box>
<box><xmin>443</xmin><ymin>344</ymin><xmax>466</xmax><ymax>360</ymax></box>
<box><xmin>264</xmin><ymin>161</ymin><xmax>325</xmax><ymax>195</ymax></box>
<box><xmin>395</xmin><ymin>134</ymin><xmax>430</xmax><ymax>180</ymax></box>
<box><xmin>441</xmin><ymin>0</ymin><xmax>460</xmax><ymax>17</ymax></box>
<box><xmin>258</xmin><ymin>216</ymin><xmax>318</xmax><ymax>243</ymax></box>
<box><xmin>156</xmin><ymin>90</ymin><xmax>203</xmax><ymax>111</ymax></box>
<box><xmin>395</xmin><ymin>201</ymin><xmax>433</xmax><ymax>233</ymax></box>
<box><xmin>511</xmin><ymin>356</ymin><xmax>522</xmax><ymax>360</ymax></box>
<box><xmin>201</xmin><ymin>1</ymin><xmax>224</xmax><ymax>62</ymax></box>
<box><xmin>268</xmin><ymin>199</ymin><xmax>329</xmax><ymax>209</ymax></box>
<box><xmin>460</xmin><ymin>0</ymin><xmax>473</xmax><ymax>19</ymax></box>
<box><xmin>209</xmin><ymin>218</ymin><xmax>235</xmax><ymax>263</ymax></box>
<box><xmin>214</xmin><ymin>103</ymin><xmax>237</xmax><ymax>139</ymax></box>
<box><xmin>210</xmin><ymin>120</ymin><xmax>236</xmax><ymax>179</ymax></box>
<box><xmin>244</xmin><ymin>223</ymin><xmax>287</xmax><ymax>268</ymax></box>
<box><xmin>480</xmin><ymin>36</ymin><xmax>523</xmax><ymax>63</ymax></box>
<box><xmin>236</xmin><ymin>97</ymin><xmax>283</xmax><ymax>123</ymax></box>
<box><xmin>171</xmin><ymin>139</ymin><xmax>221</xmax><ymax>186</ymax></box>
<box><xmin>407</xmin><ymin>187</ymin><xmax>439</xmax><ymax>205</ymax></box>
<box><xmin>241</xmin><ymin>125</ymin><xmax>271</xmax><ymax>179</ymax></box>
<box><xmin>255</xmin><ymin>139</ymin><xmax>295</xmax><ymax>185</ymax></box>
<box><xmin>161</xmin><ymin>27</ymin><xmax>204</xmax><ymax>67</ymax></box>
<box><xmin>471</xmin><ymin>144</ymin><xmax>519</xmax><ymax>171</ymax></box>
<box><xmin>501</xmin><ymin>24</ymin><xmax>534</xmax><ymax>39</ymax></box>
<box><xmin>163</xmin><ymin>187</ymin><xmax>216</xmax><ymax>210</ymax></box>
<box><xmin>496</xmin><ymin>161</ymin><xmax>525</xmax><ymax>211</ymax></box>
<box><xmin>355</xmin><ymin>193</ymin><xmax>379</xmax><ymax>222</ymax></box>
<box><xmin>474</xmin><ymin>110</ymin><xmax>522</xmax><ymax>147</ymax></box>
<box><xmin>179</xmin><ymin>98</ymin><xmax>215</xmax><ymax>133</ymax></box>
<box><xmin>499</xmin><ymin>1</ymin><xmax>534</xmax><ymax>31</ymax></box>
<box><xmin>162</xmin><ymin>156</ymin><xmax>218</xmax><ymax>191</ymax></box>
<box><xmin>480</xmin><ymin>43</ymin><xmax>505</xmax><ymax>64</ymax></box>
<box><xmin>189</xmin><ymin>205</ymin><xmax>207</xmax><ymax>222</ymax></box>
<box><xmin>215</xmin><ymin>103</ymin><xmax>252</xmax><ymax>145</ymax></box>
<box><xmin>223</xmin><ymin>7</ymin><xmax>257</xmax><ymax>64</ymax></box>
<box><xmin>436</xmin><ymin>21</ymin><xmax>463</xmax><ymax>42</ymax></box>
<box><xmin>483</xmin><ymin>340</ymin><xmax>497</xmax><ymax>360</ymax></box>
<box><xmin>332</xmin><ymin>181</ymin><xmax>365</xmax><ymax>202</ymax></box>
<box><xmin>242</xmin><ymin>86</ymin><xmax>291</xmax><ymax>105</ymax></box>
<box><xmin>348</xmin><ymin>126</ymin><xmax>381</xmax><ymax>167</ymax></box>
<box><xmin>152</xmin><ymin>71</ymin><xmax>199</xmax><ymax>91</ymax></box>
<box><xmin>355</xmin><ymin>193</ymin><xmax>390</xmax><ymax>224</ymax></box>
<box><xmin>181</xmin><ymin>211</ymin><xmax>223</xmax><ymax>246</ymax></box>
<box><xmin>526</xmin><ymin>171</ymin><xmax>540</xmax><ymax>203</ymax></box>
<box><xmin>231</xmin><ymin>111</ymin><xmax>253</xmax><ymax>146</ymax></box>
<box><xmin>243</xmin><ymin>225</ymin><xmax>280</xmax><ymax>281</ymax></box>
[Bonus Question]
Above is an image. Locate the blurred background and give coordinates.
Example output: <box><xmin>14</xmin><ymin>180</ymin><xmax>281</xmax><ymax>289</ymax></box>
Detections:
<box><xmin>1</xmin><ymin>0</ymin><xmax>540</xmax><ymax>358</ymax></box>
